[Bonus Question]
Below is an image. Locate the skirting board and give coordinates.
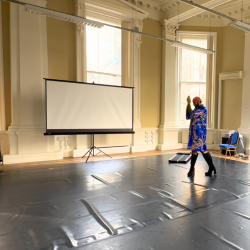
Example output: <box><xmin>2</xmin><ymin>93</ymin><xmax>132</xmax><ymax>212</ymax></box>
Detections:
<box><xmin>3</xmin><ymin>152</ymin><xmax>63</xmax><ymax>164</ymax></box>
<box><xmin>72</xmin><ymin>146</ymin><xmax>131</xmax><ymax>158</ymax></box>
<box><xmin>158</xmin><ymin>143</ymin><xmax>184</xmax><ymax>151</ymax></box>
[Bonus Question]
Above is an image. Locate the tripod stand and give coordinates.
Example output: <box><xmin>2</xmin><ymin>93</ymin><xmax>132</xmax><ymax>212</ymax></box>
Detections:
<box><xmin>82</xmin><ymin>134</ymin><xmax>112</xmax><ymax>163</ymax></box>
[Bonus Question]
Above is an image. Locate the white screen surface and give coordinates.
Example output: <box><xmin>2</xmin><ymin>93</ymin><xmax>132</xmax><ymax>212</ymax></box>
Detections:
<box><xmin>46</xmin><ymin>80</ymin><xmax>133</xmax><ymax>133</ymax></box>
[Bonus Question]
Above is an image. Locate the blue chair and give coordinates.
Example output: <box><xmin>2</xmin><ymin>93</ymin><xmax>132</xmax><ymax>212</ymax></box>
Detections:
<box><xmin>219</xmin><ymin>132</ymin><xmax>240</xmax><ymax>161</ymax></box>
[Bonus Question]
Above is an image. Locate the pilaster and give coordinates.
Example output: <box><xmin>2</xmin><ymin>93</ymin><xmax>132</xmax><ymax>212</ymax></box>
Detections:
<box><xmin>3</xmin><ymin>0</ymin><xmax>62</xmax><ymax>164</ymax></box>
<box><xmin>0</xmin><ymin>1</ymin><xmax>8</xmax><ymax>159</ymax></box>
<box><xmin>130</xmin><ymin>19</ymin><xmax>144</xmax><ymax>151</ymax></box>
<box><xmin>158</xmin><ymin>20</ymin><xmax>182</xmax><ymax>150</ymax></box>
<box><xmin>0</xmin><ymin>1</ymin><xmax>6</xmax><ymax>132</ymax></box>
<box><xmin>130</xmin><ymin>19</ymin><xmax>143</xmax><ymax>130</ymax></box>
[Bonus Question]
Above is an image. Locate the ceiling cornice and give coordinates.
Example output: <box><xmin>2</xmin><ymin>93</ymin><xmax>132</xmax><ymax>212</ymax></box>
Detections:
<box><xmin>77</xmin><ymin>0</ymin><xmax>250</xmax><ymax>27</ymax></box>
<box><xmin>117</xmin><ymin>0</ymin><xmax>150</xmax><ymax>15</ymax></box>
<box><xmin>167</xmin><ymin>0</ymin><xmax>235</xmax><ymax>22</ymax></box>
<box><xmin>83</xmin><ymin>0</ymin><xmax>149</xmax><ymax>24</ymax></box>
<box><xmin>180</xmin><ymin>0</ymin><xmax>250</xmax><ymax>27</ymax></box>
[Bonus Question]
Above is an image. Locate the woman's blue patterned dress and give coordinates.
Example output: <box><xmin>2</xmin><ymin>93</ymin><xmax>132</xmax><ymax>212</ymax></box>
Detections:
<box><xmin>186</xmin><ymin>104</ymin><xmax>207</xmax><ymax>152</ymax></box>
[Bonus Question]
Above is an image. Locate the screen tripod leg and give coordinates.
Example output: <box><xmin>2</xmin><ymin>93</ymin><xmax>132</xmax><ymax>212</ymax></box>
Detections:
<box><xmin>94</xmin><ymin>146</ymin><xmax>112</xmax><ymax>158</ymax></box>
<box><xmin>82</xmin><ymin>148</ymin><xmax>92</xmax><ymax>158</ymax></box>
<box><xmin>86</xmin><ymin>147</ymin><xmax>94</xmax><ymax>163</ymax></box>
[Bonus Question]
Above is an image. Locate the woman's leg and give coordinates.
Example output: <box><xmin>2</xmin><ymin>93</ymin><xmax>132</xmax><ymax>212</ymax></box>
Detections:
<box><xmin>201</xmin><ymin>151</ymin><xmax>217</xmax><ymax>176</ymax></box>
<box><xmin>187</xmin><ymin>151</ymin><xmax>198</xmax><ymax>177</ymax></box>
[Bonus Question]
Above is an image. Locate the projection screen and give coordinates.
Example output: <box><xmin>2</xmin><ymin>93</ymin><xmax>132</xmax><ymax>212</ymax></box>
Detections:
<box><xmin>45</xmin><ymin>79</ymin><xmax>134</xmax><ymax>135</ymax></box>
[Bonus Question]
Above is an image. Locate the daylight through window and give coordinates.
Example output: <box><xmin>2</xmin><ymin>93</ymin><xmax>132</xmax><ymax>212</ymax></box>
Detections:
<box><xmin>86</xmin><ymin>25</ymin><xmax>121</xmax><ymax>86</ymax></box>
<box><xmin>179</xmin><ymin>36</ymin><xmax>208</xmax><ymax>127</ymax></box>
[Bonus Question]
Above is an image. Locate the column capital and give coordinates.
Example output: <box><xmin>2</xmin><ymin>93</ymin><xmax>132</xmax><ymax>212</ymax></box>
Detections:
<box><xmin>131</xmin><ymin>19</ymin><xmax>143</xmax><ymax>31</ymax></box>
<box><xmin>161</xmin><ymin>19</ymin><xmax>179</xmax><ymax>39</ymax></box>
<box><xmin>131</xmin><ymin>19</ymin><xmax>143</xmax><ymax>48</ymax></box>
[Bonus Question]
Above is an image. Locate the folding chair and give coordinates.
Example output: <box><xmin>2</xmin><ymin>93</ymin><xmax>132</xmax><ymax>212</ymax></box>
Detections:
<box><xmin>219</xmin><ymin>131</ymin><xmax>240</xmax><ymax>161</ymax></box>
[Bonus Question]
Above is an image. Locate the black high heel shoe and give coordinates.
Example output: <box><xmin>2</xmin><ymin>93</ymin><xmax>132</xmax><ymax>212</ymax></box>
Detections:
<box><xmin>187</xmin><ymin>168</ymin><xmax>195</xmax><ymax>177</ymax></box>
<box><xmin>187</xmin><ymin>154</ymin><xmax>198</xmax><ymax>177</ymax></box>
<box><xmin>203</xmin><ymin>152</ymin><xmax>217</xmax><ymax>177</ymax></box>
<box><xmin>205</xmin><ymin>168</ymin><xmax>217</xmax><ymax>177</ymax></box>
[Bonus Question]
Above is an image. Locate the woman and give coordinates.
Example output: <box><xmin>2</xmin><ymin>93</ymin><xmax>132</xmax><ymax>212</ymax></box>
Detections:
<box><xmin>186</xmin><ymin>96</ymin><xmax>216</xmax><ymax>177</ymax></box>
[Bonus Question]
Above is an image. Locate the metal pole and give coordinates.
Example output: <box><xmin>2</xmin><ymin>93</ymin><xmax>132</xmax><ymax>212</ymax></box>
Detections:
<box><xmin>93</xmin><ymin>134</ymin><xmax>94</xmax><ymax>156</ymax></box>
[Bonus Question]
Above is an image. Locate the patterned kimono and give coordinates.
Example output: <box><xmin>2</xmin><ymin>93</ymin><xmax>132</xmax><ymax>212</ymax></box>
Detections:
<box><xmin>186</xmin><ymin>104</ymin><xmax>207</xmax><ymax>152</ymax></box>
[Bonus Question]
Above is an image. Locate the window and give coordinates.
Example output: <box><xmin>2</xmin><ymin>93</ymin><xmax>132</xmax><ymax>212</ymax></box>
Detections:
<box><xmin>86</xmin><ymin>24</ymin><xmax>121</xmax><ymax>86</ymax></box>
<box><xmin>178</xmin><ymin>32</ymin><xmax>216</xmax><ymax>127</ymax></box>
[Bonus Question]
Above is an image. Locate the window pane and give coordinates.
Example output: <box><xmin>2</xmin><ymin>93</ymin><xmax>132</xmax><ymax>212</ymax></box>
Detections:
<box><xmin>180</xmin><ymin>38</ymin><xmax>207</xmax><ymax>83</ymax></box>
<box><xmin>87</xmin><ymin>72</ymin><xmax>121</xmax><ymax>86</ymax></box>
<box><xmin>86</xmin><ymin>27</ymin><xmax>99</xmax><ymax>72</ymax></box>
<box><xmin>86</xmin><ymin>25</ymin><xmax>121</xmax><ymax>85</ymax></box>
<box><xmin>180</xmin><ymin>83</ymin><xmax>206</xmax><ymax>127</ymax></box>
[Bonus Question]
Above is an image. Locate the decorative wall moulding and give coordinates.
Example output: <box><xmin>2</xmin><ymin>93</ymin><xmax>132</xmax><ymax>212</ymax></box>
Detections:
<box><xmin>161</xmin><ymin>19</ymin><xmax>179</xmax><ymax>37</ymax></box>
<box><xmin>84</xmin><ymin>0</ymin><xmax>149</xmax><ymax>23</ymax></box>
<box><xmin>161</xmin><ymin>0</ymin><xmax>179</xmax><ymax>11</ymax></box>
<box><xmin>179</xmin><ymin>0</ymin><xmax>250</xmax><ymax>32</ymax></box>
<box><xmin>77</xmin><ymin>0</ymin><xmax>250</xmax><ymax>24</ymax></box>
<box><xmin>117</xmin><ymin>0</ymin><xmax>150</xmax><ymax>15</ymax></box>
<box><xmin>119</xmin><ymin>0</ymin><xmax>161</xmax><ymax>12</ymax></box>
<box><xmin>219</xmin><ymin>71</ymin><xmax>244</xmax><ymax>80</ymax></box>
<box><xmin>167</xmin><ymin>0</ymin><xmax>234</xmax><ymax>23</ymax></box>
<box><xmin>5</xmin><ymin>0</ymin><xmax>250</xmax><ymax>26</ymax></box>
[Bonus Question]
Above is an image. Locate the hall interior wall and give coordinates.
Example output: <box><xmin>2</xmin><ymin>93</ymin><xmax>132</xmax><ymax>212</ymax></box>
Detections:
<box><xmin>0</xmin><ymin>0</ymin><xmax>247</xmax><ymax>163</ymax></box>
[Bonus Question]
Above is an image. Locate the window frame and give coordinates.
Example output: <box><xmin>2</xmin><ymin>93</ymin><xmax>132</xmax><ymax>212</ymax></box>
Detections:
<box><xmin>177</xmin><ymin>31</ymin><xmax>217</xmax><ymax>129</ymax></box>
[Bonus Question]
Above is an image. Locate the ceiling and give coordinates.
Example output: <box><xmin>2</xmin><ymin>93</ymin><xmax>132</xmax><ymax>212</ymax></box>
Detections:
<box><xmin>121</xmin><ymin>0</ymin><xmax>250</xmax><ymax>26</ymax></box>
